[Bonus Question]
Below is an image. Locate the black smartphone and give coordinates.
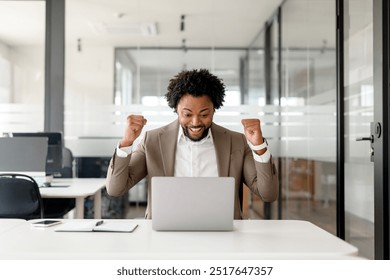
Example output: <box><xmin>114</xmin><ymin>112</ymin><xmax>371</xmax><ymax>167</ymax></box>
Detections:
<box><xmin>31</xmin><ymin>220</ymin><xmax>62</xmax><ymax>227</ymax></box>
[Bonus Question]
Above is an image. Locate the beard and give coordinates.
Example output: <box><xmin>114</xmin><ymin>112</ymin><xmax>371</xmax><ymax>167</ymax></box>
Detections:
<box><xmin>182</xmin><ymin>125</ymin><xmax>210</xmax><ymax>142</ymax></box>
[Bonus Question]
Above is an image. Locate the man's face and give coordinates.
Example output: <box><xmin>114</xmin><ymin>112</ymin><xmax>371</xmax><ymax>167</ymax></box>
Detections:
<box><xmin>177</xmin><ymin>94</ymin><xmax>214</xmax><ymax>142</ymax></box>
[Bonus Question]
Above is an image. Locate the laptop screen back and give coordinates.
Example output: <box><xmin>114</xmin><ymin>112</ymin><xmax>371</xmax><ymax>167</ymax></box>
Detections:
<box><xmin>151</xmin><ymin>176</ymin><xmax>235</xmax><ymax>231</ymax></box>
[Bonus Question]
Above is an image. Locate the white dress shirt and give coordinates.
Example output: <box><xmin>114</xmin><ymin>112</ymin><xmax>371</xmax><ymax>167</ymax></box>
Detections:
<box><xmin>116</xmin><ymin>126</ymin><xmax>271</xmax><ymax>176</ymax></box>
<box><xmin>174</xmin><ymin>127</ymin><xmax>218</xmax><ymax>177</ymax></box>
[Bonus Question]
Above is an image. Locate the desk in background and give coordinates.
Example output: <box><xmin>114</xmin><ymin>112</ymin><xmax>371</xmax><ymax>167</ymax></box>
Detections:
<box><xmin>39</xmin><ymin>178</ymin><xmax>106</xmax><ymax>219</ymax></box>
<box><xmin>0</xmin><ymin>219</ymin><xmax>358</xmax><ymax>260</ymax></box>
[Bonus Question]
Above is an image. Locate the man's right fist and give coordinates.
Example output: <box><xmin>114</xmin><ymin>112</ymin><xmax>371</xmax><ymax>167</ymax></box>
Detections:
<box><xmin>120</xmin><ymin>114</ymin><xmax>147</xmax><ymax>147</ymax></box>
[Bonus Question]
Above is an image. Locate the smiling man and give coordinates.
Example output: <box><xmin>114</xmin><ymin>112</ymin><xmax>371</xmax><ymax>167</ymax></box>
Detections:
<box><xmin>106</xmin><ymin>68</ymin><xmax>278</xmax><ymax>219</ymax></box>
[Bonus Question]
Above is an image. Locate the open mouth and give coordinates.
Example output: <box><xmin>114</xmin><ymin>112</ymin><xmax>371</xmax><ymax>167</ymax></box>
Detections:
<box><xmin>189</xmin><ymin>127</ymin><xmax>203</xmax><ymax>134</ymax></box>
<box><xmin>183</xmin><ymin>125</ymin><xmax>208</xmax><ymax>142</ymax></box>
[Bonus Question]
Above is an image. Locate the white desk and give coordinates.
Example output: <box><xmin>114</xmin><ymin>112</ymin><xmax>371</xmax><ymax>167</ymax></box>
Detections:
<box><xmin>39</xmin><ymin>178</ymin><xmax>106</xmax><ymax>219</ymax></box>
<box><xmin>0</xmin><ymin>219</ymin><xmax>26</xmax><ymax>234</ymax></box>
<box><xmin>0</xmin><ymin>219</ymin><xmax>359</xmax><ymax>260</ymax></box>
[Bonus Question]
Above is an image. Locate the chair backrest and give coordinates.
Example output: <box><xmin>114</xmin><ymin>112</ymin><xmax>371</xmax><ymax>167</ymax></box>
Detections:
<box><xmin>43</xmin><ymin>147</ymin><xmax>75</xmax><ymax>218</ymax></box>
<box><xmin>55</xmin><ymin>147</ymin><xmax>74</xmax><ymax>178</ymax></box>
<box><xmin>0</xmin><ymin>173</ymin><xmax>44</xmax><ymax>219</ymax></box>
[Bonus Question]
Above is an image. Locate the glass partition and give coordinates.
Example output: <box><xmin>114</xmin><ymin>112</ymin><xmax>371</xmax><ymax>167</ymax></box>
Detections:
<box><xmin>0</xmin><ymin>1</ymin><xmax>45</xmax><ymax>134</ymax></box>
<box><xmin>248</xmin><ymin>31</ymin><xmax>265</xmax><ymax>105</ymax></box>
<box><xmin>279</xmin><ymin>0</ymin><xmax>337</xmax><ymax>234</ymax></box>
<box><xmin>114</xmin><ymin>48</ymin><xmax>246</xmax><ymax>107</ymax></box>
<box><xmin>343</xmin><ymin>0</ymin><xmax>374</xmax><ymax>260</ymax></box>
<box><xmin>65</xmin><ymin>47</ymin><xmax>258</xmax><ymax>156</ymax></box>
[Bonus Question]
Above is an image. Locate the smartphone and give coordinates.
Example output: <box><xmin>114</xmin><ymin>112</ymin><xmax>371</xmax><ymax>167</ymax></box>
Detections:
<box><xmin>31</xmin><ymin>220</ymin><xmax>62</xmax><ymax>227</ymax></box>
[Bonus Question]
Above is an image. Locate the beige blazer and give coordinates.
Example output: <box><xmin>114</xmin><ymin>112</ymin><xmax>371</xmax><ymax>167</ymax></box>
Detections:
<box><xmin>106</xmin><ymin>120</ymin><xmax>278</xmax><ymax>219</ymax></box>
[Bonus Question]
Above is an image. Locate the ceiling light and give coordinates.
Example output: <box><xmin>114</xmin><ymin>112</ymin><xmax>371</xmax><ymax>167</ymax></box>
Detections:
<box><xmin>89</xmin><ymin>21</ymin><xmax>158</xmax><ymax>36</ymax></box>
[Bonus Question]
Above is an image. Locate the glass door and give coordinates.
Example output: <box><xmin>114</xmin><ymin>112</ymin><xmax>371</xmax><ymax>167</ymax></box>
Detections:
<box><xmin>343</xmin><ymin>0</ymin><xmax>374</xmax><ymax>259</ymax></box>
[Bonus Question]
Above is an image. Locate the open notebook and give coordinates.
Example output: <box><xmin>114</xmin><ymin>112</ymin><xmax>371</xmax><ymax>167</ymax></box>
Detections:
<box><xmin>54</xmin><ymin>220</ymin><xmax>138</xmax><ymax>233</ymax></box>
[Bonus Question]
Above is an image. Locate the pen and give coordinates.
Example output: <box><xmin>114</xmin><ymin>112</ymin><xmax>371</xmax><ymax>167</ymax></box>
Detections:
<box><xmin>95</xmin><ymin>220</ymin><xmax>104</xmax><ymax>226</ymax></box>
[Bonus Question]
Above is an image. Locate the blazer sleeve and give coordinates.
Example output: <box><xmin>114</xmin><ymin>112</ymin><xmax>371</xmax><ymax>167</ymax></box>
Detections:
<box><xmin>242</xmin><ymin>137</ymin><xmax>279</xmax><ymax>202</ymax></box>
<box><xmin>106</xmin><ymin>138</ymin><xmax>148</xmax><ymax>197</ymax></box>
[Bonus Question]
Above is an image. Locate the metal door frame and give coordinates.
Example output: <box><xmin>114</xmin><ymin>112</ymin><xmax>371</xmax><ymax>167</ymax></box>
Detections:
<box><xmin>372</xmin><ymin>0</ymin><xmax>390</xmax><ymax>260</ymax></box>
<box><xmin>336</xmin><ymin>0</ymin><xmax>390</xmax><ymax>260</ymax></box>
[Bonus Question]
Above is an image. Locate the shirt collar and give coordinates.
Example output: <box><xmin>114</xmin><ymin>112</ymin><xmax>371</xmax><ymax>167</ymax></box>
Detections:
<box><xmin>177</xmin><ymin>125</ymin><xmax>214</xmax><ymax>145</ymax></box>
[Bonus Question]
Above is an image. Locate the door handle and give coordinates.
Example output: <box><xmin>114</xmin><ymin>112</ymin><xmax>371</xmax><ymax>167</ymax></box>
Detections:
<box><xmin>356</xmin><ymin>136</ymin><xmax>374</xmax><ymax>142</ymax></box>
<box><xmin>355</xmin><ymin>122</ymin><xmax>375</xmax><ymax>162</ymax></box>
<box><xmin>356</xmin><ymin>136</ymin><xmax>374</xmax><ymax>162</ymax></box>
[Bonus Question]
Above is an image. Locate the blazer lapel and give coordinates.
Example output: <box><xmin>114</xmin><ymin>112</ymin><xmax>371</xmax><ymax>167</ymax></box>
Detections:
<box><xmin>158</xmin><ymin>120</ymin><xmax>179</xmax><ymax>176</ymax></box>
<box><xmin>211</xmin><ymin>123</ymin><xmax>231</xmax><ymax>177</ymax></box>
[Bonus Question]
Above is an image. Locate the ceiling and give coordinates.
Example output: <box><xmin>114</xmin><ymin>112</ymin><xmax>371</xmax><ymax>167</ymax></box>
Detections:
<box><xmin>0</xmin><ymin>0</ymin><xmax>284</xmax><ymax>48</ymax></box>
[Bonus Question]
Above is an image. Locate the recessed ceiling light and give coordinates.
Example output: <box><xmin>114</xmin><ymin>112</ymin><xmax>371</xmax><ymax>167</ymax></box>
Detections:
<box><xmin>88</xmin><ymin>21</ymin><xmax>158</xmax><ymax>36</ymax></box>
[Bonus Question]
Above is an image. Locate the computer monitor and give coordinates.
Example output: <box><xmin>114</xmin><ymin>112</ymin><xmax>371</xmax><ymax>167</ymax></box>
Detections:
<box><xmin>10</xmin><ymin>132</ymin><xmax>63</xmax><ymax>176</ymax></box>
<box><xmin>0</xmin><ymin>137</ymin><xmax>48</xmax><ymax>178</ymax></box>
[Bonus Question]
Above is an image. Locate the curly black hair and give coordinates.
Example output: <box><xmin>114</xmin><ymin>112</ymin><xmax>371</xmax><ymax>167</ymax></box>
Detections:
<box><xmin>165</xmin><ymin>69</ymin><xmax>226</xmax><ymax>112</ymax></box>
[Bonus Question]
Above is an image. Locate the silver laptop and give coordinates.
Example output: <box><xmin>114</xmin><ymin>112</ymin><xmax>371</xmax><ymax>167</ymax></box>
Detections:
<box><xmin>151</xmin><ymin>176</ymin><xmax>235</xmax><ymax>231</ymax></box>
<box><xmin>0</xmin><ymin>137</ymin><xmax>48</xmax><ymax>185</ymax></box>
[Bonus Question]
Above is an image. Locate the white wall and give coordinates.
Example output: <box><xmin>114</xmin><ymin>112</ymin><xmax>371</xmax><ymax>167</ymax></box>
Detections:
<box><xmin>0</xmin><ymin>44</ymin><xmax>44</xmax><ymax>104</ymax></box>
<box><xmin>0</xmin><ymin>42</ymin><xmax>11</xmax><ymax>103</ymax></box>
<box><xmin>11</xmin><ymin>46</ymin><xmax>44</xmax><ymax>104</ymax></box>
<box><xmin>65</xmin><ymin>45</ymin><xmax>115</xmax><ymax>107</ymax></box>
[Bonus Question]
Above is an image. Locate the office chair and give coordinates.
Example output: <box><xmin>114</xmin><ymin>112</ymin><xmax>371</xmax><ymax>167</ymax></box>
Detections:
<box><xmin>0</xmin><ymin>173</ymin><xmax>44</xmax><ymax>219</ymax></box>
<box><xmin>42</xmin><ymin>147</ymin><xmax>76</xmax><ymax>218</ymax></box>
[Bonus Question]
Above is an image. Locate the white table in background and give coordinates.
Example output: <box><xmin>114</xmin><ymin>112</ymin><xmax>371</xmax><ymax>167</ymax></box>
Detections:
<box><xmin>39</xmin><ymin>178</ymin><xmax>106</xmax><ymax>219</ymax></box>
<box><xmin>0</xmin><ymin>219</ymin><xmax>359</xmax><ymax>260</ymax></box>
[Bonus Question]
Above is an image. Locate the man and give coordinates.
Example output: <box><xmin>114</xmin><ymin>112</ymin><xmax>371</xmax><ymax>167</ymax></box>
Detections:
<box><xmin>106</xmin><ymin>68</ymin><xmax>278</xmax><ymax>219</ymax></box>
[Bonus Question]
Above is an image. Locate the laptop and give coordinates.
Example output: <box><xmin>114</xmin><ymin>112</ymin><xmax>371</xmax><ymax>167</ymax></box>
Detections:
<box><xmin>0</xmin><ymin>137</ymin><xmax>48</xmax><ymax>186</ymax></box>
<box><xmin>151</xmin><ymin>176</ymin><xmax>235</xmax><ymax>231</ymax></box>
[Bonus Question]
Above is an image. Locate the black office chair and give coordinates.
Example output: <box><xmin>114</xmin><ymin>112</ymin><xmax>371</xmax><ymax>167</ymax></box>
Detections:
<box><xmin>42</xmin><ymin>147</ymin><xmax>76</xmax><ymax>218</ymax></box>
<box><xmin>0</xmin><ymin>173</ymin><xmax>44</xmax><ymax>219</ymax></box>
